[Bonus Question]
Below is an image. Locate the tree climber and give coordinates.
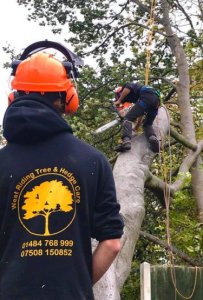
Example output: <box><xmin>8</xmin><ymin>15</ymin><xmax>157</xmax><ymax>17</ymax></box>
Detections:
<box><xmin>114</xmin><ymin>82</ymin><xmax>160</xmax><ymax>153</ymax></box>
<box><xmin>114</xmin><ymin>86</ymin><xmax>133</xmax><ymax>118</ymax></box>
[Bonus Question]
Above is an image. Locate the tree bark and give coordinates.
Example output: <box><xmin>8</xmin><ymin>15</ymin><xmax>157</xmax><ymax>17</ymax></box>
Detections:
<box><xmin>191</xmin><ymin>156</ymin><xmax>203</xmax><ymax>223</ymax></box>
<box><xmin>93</xmin><ymin>107</ymin><xmax>169</xmax><ymax>299</ymax></box>
<box><xmin>161</xmin><ymin>0</ymin><xmax>203</xmax><ymax>222</ymax></box>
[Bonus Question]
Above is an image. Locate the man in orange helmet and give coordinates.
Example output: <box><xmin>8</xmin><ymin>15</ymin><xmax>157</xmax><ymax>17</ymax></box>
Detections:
<box><xmin>114</xmin><ymin>86</ymin><xmax>133</xmax><ymax>118</ymax></box>
<box><xmin>0</xmin><ymin>41</ymin><xmax>124</xmax><ymax>300</ymax></box>
<box><xmin>114</xmin><ymin>82</ymin><xmax>160</xmax><ymax>153</ymax></box>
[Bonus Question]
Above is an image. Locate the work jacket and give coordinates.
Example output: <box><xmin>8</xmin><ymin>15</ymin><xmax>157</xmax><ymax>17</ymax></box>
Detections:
<box><xmin>0</xmin><ymin>95</ymin><xmax>124</xmax><ymax>300</ymax></box>
<box><xmin>121</xmin><ymin>82</ymin><xmax>160</xmax><ymax>106</ymax></box>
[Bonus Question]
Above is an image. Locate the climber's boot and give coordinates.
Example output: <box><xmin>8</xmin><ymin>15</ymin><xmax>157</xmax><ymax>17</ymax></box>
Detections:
<box><xmin>115</xmin><ymin>120</ymin><xmax>133</xmax><ymax>152</ymax></box>
<box><xmin>114</xmin><ymin>137</ymin><xmax>131</xmax><ymax>152</ymax></box>
<box><xmin>148</xmin><ymin>135</ymin><xmax>159</xmax><ymax>153</ymax></box>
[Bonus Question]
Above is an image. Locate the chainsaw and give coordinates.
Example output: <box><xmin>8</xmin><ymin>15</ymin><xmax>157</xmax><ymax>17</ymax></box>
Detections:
<box><xmin>94</xmin><ymin>101</ymin><xmax>133</xmax><ymax>134</ymax></box>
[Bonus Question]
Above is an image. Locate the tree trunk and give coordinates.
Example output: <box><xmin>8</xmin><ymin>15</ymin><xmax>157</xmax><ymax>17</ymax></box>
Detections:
<box><xmin>93</xmin><ymin>3</ymin><xmax>203</xmax><ymax>297</ymax></box>
<box><xmin>161</xmin><ymin>0</ymin><xmax>203</xmax><ymax>222</ymax></box>
<box><xmin>93</xmin><ymin>107</ymin><xmax>169</xmax><ymax>299</ymax></box>
<box><xmin>191</xmin><ymin>156</ymin><xmax>203</xmax><ymax>223</ymax></box>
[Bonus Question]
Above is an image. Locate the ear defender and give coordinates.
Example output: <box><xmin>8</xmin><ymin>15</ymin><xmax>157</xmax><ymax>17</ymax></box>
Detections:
<box><xmin>8</xmin><ymin>91</ymin><xmax>20</xmax><ymax>105</ymax></box>
<box><xmin>65</xmin><ymin>85</ymin><xmax>79</xmax><ymax>114</ymax></box>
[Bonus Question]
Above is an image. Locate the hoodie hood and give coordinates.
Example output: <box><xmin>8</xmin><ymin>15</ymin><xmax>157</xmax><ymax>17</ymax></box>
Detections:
<box><xmin>3</xmin><ymin>95</ymin><xmax>73</xmax><ymax>144</ymax></box>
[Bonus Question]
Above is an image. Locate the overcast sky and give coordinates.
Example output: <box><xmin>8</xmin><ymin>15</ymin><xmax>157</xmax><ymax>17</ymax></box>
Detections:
<box><xmin>0</xmin><ymin>0</ymin><xmax>70</xmax><ymax>125</ymax></box>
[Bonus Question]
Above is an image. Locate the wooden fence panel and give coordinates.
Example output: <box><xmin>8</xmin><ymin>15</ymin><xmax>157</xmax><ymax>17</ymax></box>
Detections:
<box><xmin>141</xmin><ymin>263</ymin><xmax>203</xmax><ymax>300</ymax></box>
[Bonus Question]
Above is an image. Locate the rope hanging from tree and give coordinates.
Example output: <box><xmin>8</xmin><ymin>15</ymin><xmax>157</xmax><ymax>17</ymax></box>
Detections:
<box><xmin>159</xmin><ymin>106</ymin><xmax>199</xmax><ymax>299</ymax></box>
<box><xmin>135</xmin><ymin>0</ymin><xmax>157</xmax><ymax>130</ymax></box>
<box><xmin>140</xmin><ymin>1</ymin><xmax>199</xmax><ymax>295</ymax></box>
<box><xmin>145</xmin><ymin>0</ymin><xmax>157</xmax><ymax>85</ymax></box>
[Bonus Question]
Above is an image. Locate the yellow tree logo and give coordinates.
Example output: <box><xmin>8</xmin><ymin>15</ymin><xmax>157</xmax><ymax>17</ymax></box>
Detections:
<box><xmin>22</xmin><ymin>180</ymin><xmax>73</xmax><ymax>236</ymax></box>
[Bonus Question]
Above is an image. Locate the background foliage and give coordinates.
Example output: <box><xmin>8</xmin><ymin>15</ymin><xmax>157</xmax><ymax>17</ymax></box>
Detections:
<box><xmin>1</xmin><ymin>0</ymin><xmax>203</xmax><ymax>298</ymax></box>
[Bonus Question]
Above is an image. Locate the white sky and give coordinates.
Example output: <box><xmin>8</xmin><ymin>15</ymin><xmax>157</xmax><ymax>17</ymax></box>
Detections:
<box><xmin>0</xmin><ymin>0</ymin><xmax>72</xmax><ymax>125</ymax></box>
<box><xmin>0</xmin><ymin>0</ymin><xmax>150</xmax><ymax>126</ymax></box>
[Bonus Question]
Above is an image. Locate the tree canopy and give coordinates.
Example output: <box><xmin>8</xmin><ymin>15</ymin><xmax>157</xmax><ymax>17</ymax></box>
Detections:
<box><xmin>2</xmin><ymin>0</ymin><xmax>203</xmax><ymax>298</ymax></box>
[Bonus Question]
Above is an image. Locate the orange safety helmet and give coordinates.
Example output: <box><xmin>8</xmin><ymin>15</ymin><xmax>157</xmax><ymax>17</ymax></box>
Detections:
<box><xmin>11</xmin><ymin>52</ymin><xmax>78</xmax><ymax>114</ymax></box>
<box><xmin>9</xmin><ymin>40</ymin><xmax>84</xmax><ymax>114</ymax></box>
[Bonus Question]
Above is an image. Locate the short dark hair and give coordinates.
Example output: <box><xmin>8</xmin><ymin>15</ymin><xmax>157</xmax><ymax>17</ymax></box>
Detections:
<box><xmin>17</xmin><ymin>91</ymin><xmax>66</xmax><ymax>106</ymax></box>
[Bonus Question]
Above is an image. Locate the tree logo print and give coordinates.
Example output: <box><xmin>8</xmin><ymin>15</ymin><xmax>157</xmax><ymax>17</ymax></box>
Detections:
<box><xmin>22</xmin><ymin>180</ymin><xmax>73</xmax><ymax>236</ymax></box>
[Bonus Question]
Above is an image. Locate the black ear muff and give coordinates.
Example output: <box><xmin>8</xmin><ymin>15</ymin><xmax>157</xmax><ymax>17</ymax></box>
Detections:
<box><xmin>62</xmin><ymin>61</ymin><xmax>75</xmax><ymax>78</ymax></box>
<box><xmin>13</xmin><ymin>40</ymin><xmax>84</xmax><ymax>78</ymax></box>
<box><xmin>11</xmin><ymin>41</ymin><xmax>84</xmax><ymax>80</ymax></box>
<box><xmin>11</xmin><ymin>60</ymin><xmax>22</xmax><ymax>76</ymax></box>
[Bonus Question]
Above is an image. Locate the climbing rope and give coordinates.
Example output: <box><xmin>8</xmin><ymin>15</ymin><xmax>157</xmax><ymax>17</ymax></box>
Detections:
<box><xmin>142</xmin><ymin>1</ymin><xmax>199</xmax><ymax>296</ymax></box>
<box><xmin>145</xmin><ymin>0</ymin><xmax>157</xmax><ymax>85</ymax></box>
<box><xmin>135</xmin><ymin>0</ymin><xmax>157</xmax><ymax>130</ymax></box>
<box><xmin>170</xmin><ymin>266</ymin><xmax>198</xmax><ymax>300</ymax></box>
<box><xmin>158</xmin><ymin>105</ymin><xmax>199</xmax><ymax>299</ymax></box>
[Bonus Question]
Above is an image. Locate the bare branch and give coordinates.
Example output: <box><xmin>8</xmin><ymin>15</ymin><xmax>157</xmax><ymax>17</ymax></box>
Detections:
<box><xmin>145</xmin><ymin>172</ymin><xmax>169</xmax><ymax>198</ymax></box>
<box><xmin>84</xmin><ymin>21</ymin><xmax>167</xmax><ymax>55</ymax></box>
<box><xmin>170</xmin><ymin>127</ymin><xmax>197</xmax><ymax>151</ymax></box>
<box><xmin>150</xmin><ymin>77</ymin><xmax>177</xmax><ymax>89</ymax></box>
<box><xmin>170</xmin><ymin>121</ymin><xmax>182</xmax><ymax>130</ymax></box>
<box><xmin>175</xmin><ymin>0</ymin><xmax>196</xmax><ymax>32</ymax></box>
<box><xmin>130</xmin><ymin>0</ymin><xmax>163</xmax><ymax>24</ymax></box>
<box><xmin>163</xmin><ymin>88</ymin><xmax>177</xmax><ymax>102</ymax></box>
<box><xmin>147</xmin><ymin>139</ymin><xmax>203</xmax><ymax>197</ymax></box>
<box><xmin>140</xmin><ymin>230</ymin><xmax>202</xmax><ymax>267</ymax></box>
<box><xmin>198</xmin><ymin>0</ymin><xmax>203</xmax><ymax>19</ymax></box>
<box><xmin>175</xmin><ymin>0</ymin><xmax>203</xmax><ymax>51</ymax></box>
<box><xmin>130</xmin><ymin>0</ymin><xmax>177</xmax><ymax>36</ymax></box>
<box><xmin>104</xmin><ymin>0</ymin><xmax>130</xmax><ymax>27</ymax></box>
<box><xmin>172</xmin><ymin>140</ymin><xmax>203</xmax><ymax>190</ymax></box>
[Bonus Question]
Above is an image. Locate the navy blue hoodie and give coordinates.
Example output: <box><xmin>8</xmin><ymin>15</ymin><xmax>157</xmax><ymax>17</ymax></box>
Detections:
<box><xmin>0</xmin><ymin>95</ymin><xmax>124</xmax><ymax>300</ymax></box>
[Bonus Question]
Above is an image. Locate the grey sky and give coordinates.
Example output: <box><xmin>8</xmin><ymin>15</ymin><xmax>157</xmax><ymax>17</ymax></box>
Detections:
<box><xmin>0</xmin><ymin>0</ymin><xmax>65</xmax><ymax>124</ymax></box>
